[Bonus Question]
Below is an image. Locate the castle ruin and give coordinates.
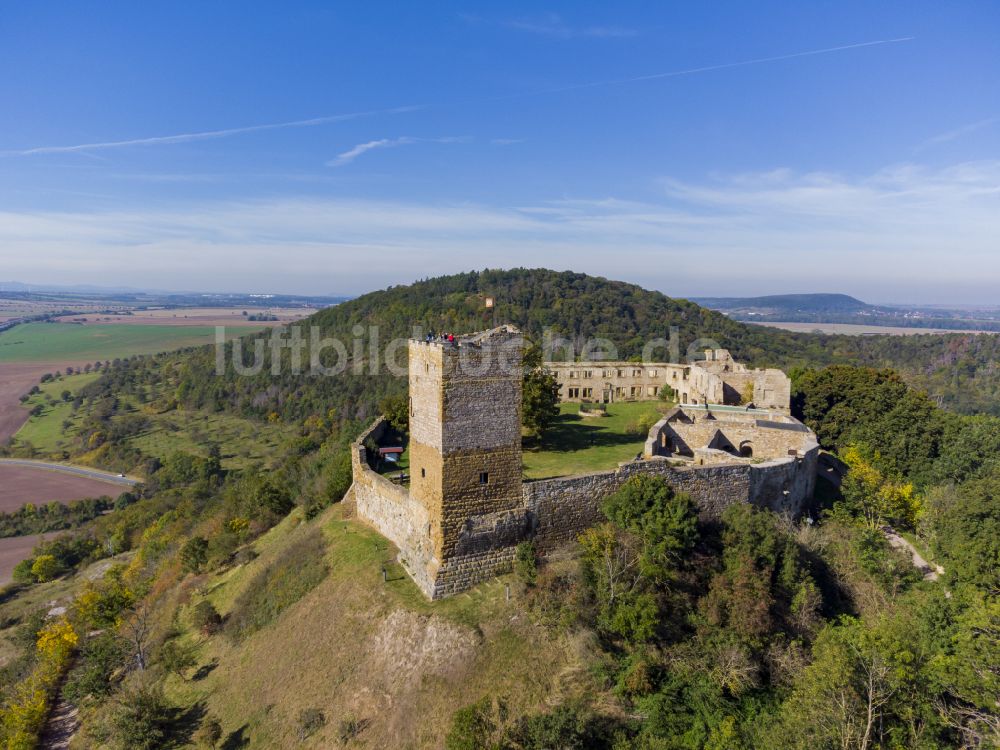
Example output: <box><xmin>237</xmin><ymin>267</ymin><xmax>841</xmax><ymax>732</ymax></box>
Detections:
<box><xmin>349</xmin><ymin>326</ymin><xmax>818</xmax><ymax>599</ymax></box>
<box><xmin>546</xmin><ymin>349</ymin><xmax>791</xmax><ymax>411</ymax></box>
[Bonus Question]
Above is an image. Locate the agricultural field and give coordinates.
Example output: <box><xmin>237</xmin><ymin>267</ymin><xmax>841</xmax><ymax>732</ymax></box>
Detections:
<box><xmin>0</xmin><ymin>464</ymin><xmax>124</xmax><ymax>513</ymax></box>
<box><xmin>753</xmin><ymin>321</ymin><xmax>989</xmax><ymax>336</ymax></box>
<box><xmin>521</xmin><ymin>400</ymin><xmax>669</xmax><ymax>479</ymax></box>
<box><xmin>55</xmin><ymin>306</ymin><xmax>316</xmax><ymax>327</ymax></box>
<box><xmin>0</xmin><ymin>322</ymin><xmax>226</xmax><ymax>363</ymax></box>
<box><xmin>14</xmin><ymin>370</ymin><xmax>297</xmax><ymax>470</ymax></box>
<box><xmin>0</xmin><ymin>362</ymin><xmax>83</xmax><ymax>444</ymax></box>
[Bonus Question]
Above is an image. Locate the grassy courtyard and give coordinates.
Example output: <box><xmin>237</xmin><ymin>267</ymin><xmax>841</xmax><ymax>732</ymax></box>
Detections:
<box><xmin>522</xmin><ymin>400</ymin><xmax>671</xmax><ymax>480</ymax></box>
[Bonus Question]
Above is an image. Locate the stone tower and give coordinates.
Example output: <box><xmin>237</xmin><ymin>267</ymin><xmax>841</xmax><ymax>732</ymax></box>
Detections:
<box><xmin>407</xmin><ymin>326</ymin><xmax>524</xmax><ymax>589</ymax></box>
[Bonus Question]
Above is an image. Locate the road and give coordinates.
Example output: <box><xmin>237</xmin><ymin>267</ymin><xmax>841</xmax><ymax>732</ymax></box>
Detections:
<box><xmin>0</xmin><ymin>458</ymin><xmax>139</xmax><ymax>487</ymax></box>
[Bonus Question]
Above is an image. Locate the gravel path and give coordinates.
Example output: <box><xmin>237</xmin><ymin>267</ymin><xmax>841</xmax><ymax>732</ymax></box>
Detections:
<box><xmin>883</xmin><ymin>526</ymin><xmax>944</xmax><ymax>581</ymax></box>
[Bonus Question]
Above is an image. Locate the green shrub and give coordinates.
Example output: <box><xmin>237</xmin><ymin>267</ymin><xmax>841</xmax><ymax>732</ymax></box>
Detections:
<box><xmin>514</xmin><ymin>542</ymin><xmax>538</xmax><ymax>586</ymax></box>
<box><xmin>106</xmin><ymin>684</ymin><xmax>172</xmax><ymax>750</ymax></box>
<box><xmin>180</xmin><ymin>536</ymin><xmax>209</xmax><ymax>574</ymax></box>
<box><xmin>297</xmin><ymin>707</ymin><xmax>326</xmax><ymax>740</ymax></box>
<box><xmin>158</xmin><ymin>638</ymin><xmax>197</xmax><ymax>678</ymax></box>
<box><xmin>225</xmin><ymin>527</ymin><xmax>328</xmax><ymax>641</ymax></box>
<box><xmin>194</xmin><ymin>716</ymin><xmax>223</xmax><ymax>748</ymax></box>
<box><xmin>191</xmin><ymin>601</ymin><xmax>222</xmax><ymax>636</ymax></box>
<box><xmin>63</xmin><ymin>632</ymin><xmax>128</xmax><ymax>703</ymax></box>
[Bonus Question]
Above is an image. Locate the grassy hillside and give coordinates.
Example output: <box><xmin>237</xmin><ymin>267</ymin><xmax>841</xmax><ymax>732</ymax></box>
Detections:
<box><xmin>13</xmin><ymin>372</ymin><xmax>102</xmax><ymax>454</ymax></box>
<box><xmin>153</xmin><ymin>506</ymin><xmax>587</xmax><ymax>749</ymax></box>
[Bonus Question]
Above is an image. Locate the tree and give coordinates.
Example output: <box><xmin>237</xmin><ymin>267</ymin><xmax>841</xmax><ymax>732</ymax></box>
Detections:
<box><xmin>601</xmin><ymin>475</ymin><xmax>698</xmax><ymax>581</ymax></box>
<box><xmin>378</xmin><ymin>394</ymin><xmax>409</xmax><ymax>434</ymax></box>
<box><xmin>771</xmin><ymin>619</ymin><xmax>896</xmax><ymax>750</ymax></box>
<box><xmin>323</xmin><ymin>449</ymin><xmax>354</xmax><ymax>505</ymax></box>
<box><xmin>194</xmin><ymin>716</ymin><xmax>223</xmax><ymax>749</ymax></box>
<box><xmin>124</xmin><ymin>605</ymin><xmax>152</xmax><ymax>672</ymax></box>
<box><xmin>108</xmin><ymin>684</ymin><xmax>171</xmax><ymax>750</ymax></box>
<box><xmin>522</xmin><ymin>343</ymin><xmax>559</xmax><ymax>439</ymax></box>
<box><xmin>159</xmin><ymin>638</ymin><xmax>197</xmax><ymax>679</ymax></box>
<box><xmin>180</xmin><ymin>536</ymin><xmax>209</xmax><ymax>574</ymax></box>
<box><xmin>30</xmin><ymin>554</ymin><xmax>60</xmax><ymax>583</ymax></box>
<box><xmin>921</xmin><ymin>470</ymin><xmax>1000</xmax><ymax>591</ymax></box>
<box><xmin>840</xmin><ymin>446</ymin><xmax>921</xmax><ymax>531</ymax></box>
<box><xmin>578</xmin><ymin>523</ymin><xmax>657</xmax><ymax>643</ymax></box>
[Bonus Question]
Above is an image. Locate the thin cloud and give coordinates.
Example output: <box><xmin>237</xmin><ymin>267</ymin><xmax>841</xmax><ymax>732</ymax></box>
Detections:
<box><xmin>2</xmin><ymin>105</ymin><xmax>423</xmax><ymax>157</ymax></box>
<box><xmin>2</xmin><ymin>161</ymin><xmax>997</xmax><ymax>301</ymax></box>
<box><xmin>327</xmin><ymin>136</ymin><xmax>469</xmax><ymax>167</ymax></box>
<box><xmin>490</xmin><ymin>138</ymin><xmax>524</xmax><ymax>145</ymax></box>
<box><xmin>515</xmin><ymin>37</ymin><xmax>915</xmax><ymax>98</ymax></box>
<box><xmin>502</xmin><ymin>13</ymin><xmax>637</xmax><ymax>39</ymax></box>
<box><xmin>3</xmin><ymin>37</ymin><xmax>913</xmax><ymax>158</ymax></box>
<box><xmin>918</xmin><ymin>116</ymin><xmax>1000</xmax><ymax>150</ymax></box>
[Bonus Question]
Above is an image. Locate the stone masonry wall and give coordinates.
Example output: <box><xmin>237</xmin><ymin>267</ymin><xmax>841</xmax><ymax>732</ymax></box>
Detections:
<box><xmin>350</xmin><ymin>418</ymin><xmax>438</xmax><ymax>596</ymax></box>
<box><xmin>353</xmin><ymin>429</ymin><xmax>818</xmax><ymax>598</ymax></box>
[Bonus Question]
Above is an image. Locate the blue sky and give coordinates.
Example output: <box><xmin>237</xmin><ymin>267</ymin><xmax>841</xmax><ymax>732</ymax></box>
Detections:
<box><xmin>1</xmin><ymin>2</ymin><xmax>998</xmax><ymax>302</ymax></box>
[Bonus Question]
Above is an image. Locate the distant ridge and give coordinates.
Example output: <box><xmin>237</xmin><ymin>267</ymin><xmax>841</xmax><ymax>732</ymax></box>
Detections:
<box><xmin>692</xmin><ymin>293</ymin><xmax>871</xmax><ymax>314</ymax></box>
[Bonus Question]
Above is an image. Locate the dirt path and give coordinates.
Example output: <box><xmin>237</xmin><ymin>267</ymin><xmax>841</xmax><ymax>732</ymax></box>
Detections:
<box><xmin>39</xmin><ymin>687</ymin><xmax>79</xmax><ymax>749</ymax></box>
<box><xmin>884</xmin><ymin>526</ymin><xmax>944</xmax><ymax>581</ymax></box>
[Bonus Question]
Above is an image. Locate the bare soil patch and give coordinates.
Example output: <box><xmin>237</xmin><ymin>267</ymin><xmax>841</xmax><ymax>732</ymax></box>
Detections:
<box><xmin>0</xmin><ymin>465</ymin><xmax>123</xmax><ymax>512</ymax></box>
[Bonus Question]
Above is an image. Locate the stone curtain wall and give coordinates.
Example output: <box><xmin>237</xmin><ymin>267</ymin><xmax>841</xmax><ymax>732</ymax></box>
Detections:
<box><xmin>522</xmin><ymin>455</ymin><xmax>817</xmax><ymax>549</ymax></box>
<box><xmin>352</xmin><ymin>428</ymin><xmax>818</xmax><ymax>598</ymax></box>
<box><xmin>350</xmin><ymin>418</ymin><xmax>438</xmax><ymax>596</ymax></box>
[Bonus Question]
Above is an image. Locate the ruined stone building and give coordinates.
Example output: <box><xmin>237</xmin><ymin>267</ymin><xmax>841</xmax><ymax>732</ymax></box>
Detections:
<box><xmin>545</xmin><ymin>349</ymin><xmax>791</xmax><ymax>412</ymax></box>
<box><xmin>350</xmin><ymin>326</ymin><xmax>817</xmax><ymax>599</ymax></box>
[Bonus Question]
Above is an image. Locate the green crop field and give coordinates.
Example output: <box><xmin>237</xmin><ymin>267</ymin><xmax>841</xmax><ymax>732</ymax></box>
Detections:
<box><xmin>521</xmin><ymin>400</ymin><xmax>671</xmax><ymax>480</ymax></box>
<box><xmin>0</xmin><ymin>322</ymin><xmax>223</xmax><ymax>363</ymax></box>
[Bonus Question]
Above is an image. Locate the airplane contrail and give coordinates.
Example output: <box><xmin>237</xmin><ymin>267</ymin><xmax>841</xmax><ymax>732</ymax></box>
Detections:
<box><xmin>1</xmin><ymin>105</ymin><xmax>423</xmax><ymax>157</ymax></box>
<box><xmin>3</xmin><ymin>38</ymin><xmax>913</xmax><ymax>157</ymax></box>
<box><xmin>517</xmin><ymin>37</ymin><xmax>916</xmax><ymax>97</ymax></box>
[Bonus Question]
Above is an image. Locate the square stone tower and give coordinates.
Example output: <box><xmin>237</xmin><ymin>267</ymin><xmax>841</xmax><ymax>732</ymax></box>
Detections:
<box><xmin>408</xmin><ymin>326</ymin><xmax>524</xmax><ymax>566</ymax></box>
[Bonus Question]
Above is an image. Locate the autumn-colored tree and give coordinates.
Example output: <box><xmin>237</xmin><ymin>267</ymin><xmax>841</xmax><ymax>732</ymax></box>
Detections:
<box><xmin>841</xmin><ymin>446</ymin><xmax>922</xmax><ymax>530</ymax></box>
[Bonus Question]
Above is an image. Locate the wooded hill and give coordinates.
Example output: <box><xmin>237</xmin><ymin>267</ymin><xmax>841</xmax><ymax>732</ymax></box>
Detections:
<box><xmin>85</xmin><ymin>269</ymin><xmax>1000</xmax><ymax>423</ymax></box>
